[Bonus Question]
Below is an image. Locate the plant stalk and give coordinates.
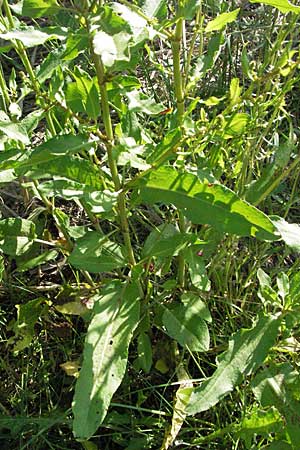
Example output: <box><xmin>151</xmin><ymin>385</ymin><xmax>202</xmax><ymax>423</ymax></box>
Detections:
<box><xmin>92</xmin><ymin>50</ymin><xmax>136</xmax><ymax>268</ymax></box>
<box><xmin>171</xmin><ymin>2</ymin><xmax>187</xmax><ymax>288</ymax></box>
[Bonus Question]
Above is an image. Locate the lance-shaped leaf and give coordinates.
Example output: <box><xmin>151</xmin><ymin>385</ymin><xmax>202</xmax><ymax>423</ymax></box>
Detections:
<box><xmin>16</xmin><ymin>0</ymin><xmax>60</xmax><ymax>18</ymax></box>
<box><xmin>249</xmin><ymin>0</ymin><xmax>300</xmax><ymax>14</ymax></box>
<box><xmin>38</xmin><ymin>179</ymin><xmax>117</xmax><ymax>214</ymax></box>
<box><xmin>9</xmin><ymin>298</ymin><xmax>47</xmax><ymax>352</ymax></box>
<box><xmin>142</xmin><ymin>0</ymin><xmax>166</xmax><ymax>18</ymax></box>
<box><xmin>251</xmin><ymin>363</ymin><xmax>300</xmax><ymax>447</ymax></box>
<box><xmin>0</xmin><ymin>121</ymin><xmax>30</xmax><ymax>145</ymax></box>
<box><xmin>72</xmin><ymin>281</ymin><xmax>140</xmax><ymax>440</ymax></box>
<box><xmin>20</xmin><ymin>134</ymin><xmax>93</xmax><ymax>167</ymax></box>
<box><xmin>163</xmin><ymin>305</ymin><xmax>210</xmax><ymax>352</ymax></box>
<box><xmin>21</xmin><ymin>156</ymin><xmax>103</xmax><ymax>190</ymax></box>
<box><xmin>0</xmin><ymin>218</ymin><xmax>36</xmax><ymax>256</ymax></box>
<box><xmin>160</xmin><ymin>365</ymin><xmax>193</xmax><ymax>450</ymax></box>
<box><xmin>205</xmin><ymin>8</ymin><xmax>240</xmax><ymax>32</ymax></box>
<box><xmin>138</xmin><ymin>167</ymin><xmax>277</xmax><ymax>241</ymax></box>
<box><xmin>271</xmin><ymin>216</ymin><xmax>300</xmax><ymax>253</ymax></box>
<box><xmin>186</xmin><ymin>314</ymin><xmax>281</xmax><ymax>415</ymax></box>
<box><xmin>68</xmin><ymin>231</ymin><xmax>126</xmax><ymax>273</ymax></box>
<box><xmin>0</xmin><ymin>27</ymin><xmax>65</xmax><ymax>48</ymax></box>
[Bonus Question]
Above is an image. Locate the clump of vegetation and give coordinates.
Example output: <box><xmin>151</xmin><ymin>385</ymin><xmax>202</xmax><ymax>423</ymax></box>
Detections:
<box><xmin>1</xmin><ymin>0</ymin><xmax>300</xmax><ymax>448</ymax></box>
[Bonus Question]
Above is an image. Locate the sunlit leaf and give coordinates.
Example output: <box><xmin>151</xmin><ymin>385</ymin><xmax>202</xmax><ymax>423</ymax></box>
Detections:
<box><xmin>142</xmin><ymin>0</ymin><xmax>167</xmax><ymax>18</ymax></box>
<box><xmin>223</xmin><ymin>112</ymin><xmax>249</xmax><ymax>138</ymax></box>
<box><xmin>271</xmin><ymin>216</ymin><xmax>300</xmax><ymax>252</ymax></box>
<box><xmin>0</xmin><ymin>121</ymin><xmax>30</xmax><ymax>144</ymax></box>
<box><xmin>141</xmin><ymin>224</ymin><xmax>196</xmax><ymax>259</ymax></box>
<box><xmin>9</xmin><ymin>298</ymin><xmax>47</xmax><ymax>352</ymax></box>
<box><xmin>0</xmin><ymin>27</ymin><xmax>65</xmax><ymax>48</ymax></box>
<box><xmin>22</xmin><ymin>157</ymin><xmax>103</xmax><ymax>190</ymax></box>
<box><xmin>186</xmin><ymin>315</ymin><xmax>281</xmax><ymax>415</ymax></box>
<box><xmin>205</xmin><ymin>9</ymin><xmax>240</xmax><ymax>33</ymax></box>
<box><xmin>184</xmin><ymin>247</ymin><xmax>211</xmax><ymax>291</ymax></box>
<box><xmin>138</xmin><ymin>167</ymin><xmax>277</xmax><ymax>241</ymax></box>
<box><xmin>21</xmin><ymin>134</ymin><xmax>93</xmax><ymax>167</ymax></box>
<box><xmin>72</xmin><ymin>281</ymin><xmax>140</xmax><ymax>439</ymax></box>
<box><xmin>237</xmin><ymin>407</ymin><xmax>284</xmax><ymax>448</ymax></box>
<box><xmin>19</xmin><ymin>0</ymin><xmax>60</xmax><ymax>17</ymax></box>
<box><xmin>68</xmin><ymin>231</ymin><xmax>126</xmax><ymax>273</ymax></box>
<box><xmin>0</xmin><ymin>218</ymin><xmax>36</xmax><ymax>256</ymax></box>
<box><xmin>93</xmin><ymin>31</ymin><xmax>132</xmax><ymax>68</ymax></box>
<box><xmin>126</xmin><ymin>89</ymin><xmax>166</xmax><ymax>115</ymax></box>
<box><xmin>163</xmin><ymin>304</ymin><xmax>210</xmax><ymax>352</ymax></box>
<box><xmin>161</xmin><ymin>365</ymin><xmax>193</xmax><ymax>450</ymax></box>
<box><xmin>250</xmin><ymin>0</ymin><xmax>300</xmax><ymax>14</ymax></box>
<box><xmin>252</xmin><ymin>363</ymin><xmax>300</xmax><ymax>447</ymax></box>
<box><xmin>60</xmin><ymin>361</ymin><xmax>80</xmax><ymax>378</ymax></box>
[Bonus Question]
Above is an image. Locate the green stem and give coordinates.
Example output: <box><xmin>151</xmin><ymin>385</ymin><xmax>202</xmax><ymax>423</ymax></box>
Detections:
<box><xmin>172</xmin><ymin>19</ymin><xmax>185</xmax><ymax>123</ymax></box>
<box><xmin>93</xmin><ymin>54</ymin><xmax>120</xmax><ymax>189</ymax></box>
<box><xmin>92</xmin><ymin>49</ymin><xmax>136</xmax><ymax>268</ymax></box>
<box><xmin>0</xmin><ymin>63</ymin><xmax>10</xmax><ymax>111</ymax></box>
<box><xmin>171</xmin><ymin>3</ymin><xmax>187</xmax><ymax>288</ymax></box>
<box><xmin>183</xmin><ymin>3</ymin><xmax>203</xmax><ymax>91</ymax></box>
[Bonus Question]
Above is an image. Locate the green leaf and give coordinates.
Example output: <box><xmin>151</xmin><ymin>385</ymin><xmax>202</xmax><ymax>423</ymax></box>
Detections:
<box><xmin>22</xmin><ymin>156</ymin><xmax>103</xmax><ymax>190</ymax></box>
<box><xmin>68</xmin><ymin>231</ymin><xmax>126</xmax><ymax>273</ymax></box>
<box><xmin>0</xmin><ymin>218</ymin><xmax>36</xmax><ymax>256</ymax></box>
<box><xmin>223</xmin><ymin>112</ymin><xmax>249</xmax><ymax>138</ymax></box>
<box><xmin>20</xmin><ymin>134</ymin><xmax>93</xmax><ymax>167</ymax></box>
<box><xmin>93</xmin><ymin>31</ymin><xmax>132</xmax><ymax>68</ymax></box>
<box><xmin>290</xmin><ymin>272</ymin><xmax>300</xmax><ymax>305</ymax></box>
<box><xmin>205</xmin><ymin>9</ymin><xmax>240</xmax><ymax>33</ymax></box>
<box><xmin>146</xmin><ymin>128</ymin><xmax>182</xmax><ymax>165</ymax></box>
<box><xmin>126</xmin><ymin>89</ymin><xmax>166</xmax><ymax>115</ymax></box>
<box><xmin>187</xmin><ymin>33</ymin><xmax>224</xmax><ymax>91</ymax></box>
<box><xmin>137</xmin><ymin>332</ymin><xmax>152</xmax><ymax>373</ymax></box>
<box><xmin>0</xmin><ymin>27</ymin><xmax>65</xmax><ymax>48</ymax></box>
<box><xmin>182</xmin><ymin>0</ymin><xmax>201</xmax><ymax>20</ymax></box>
<box><xmin>267</xmin><ymin>442</ymin><xmax>293</xmax><ymax>450</ymax></box>
<box><xmin>252</xmin><ymin>363</ymin><xmax>300</xmax><ymax>447</ymax></box>
<box><xmin>184</xmin><ymin>247</ymin><xmax>211</xmax><ymax>291</ymax></box>
<box><xmin>20</xmin><ymin>0</ymin><xmax>60</xmax><ymax>17</ymax></box>
<box><xmin>141</xmin><ymin>224</ymin><xmax>196</xmax><ymax>259</ymax></box>
<box><xmin>186</xmin><ymin>314</ymin><xmax>281</xmax><ymax>415</ymax></box>
<box><xmin>17</xmin><ymin>249</ymin><xmax>58</xmax><ymax>272</ymax></box>
<box><xmin>277</xmin><ymin>273</ymin><xmax>289</xmax><ymax>301</ymax></box>
<box><xmin>161</xmin><ymin>368</ymin><xmax>193</xmax><ymax>450</ymax></box>
<box><xmin>229</xmin><ymin>78</ymin><xmax>241</xmax><ymax>106</ymax></box>
<box><xmin>181</xmin><ymin>293</ymin><xmax>212</xmax><ymax>323</ymax></box>
<box><xmin>0</xmin><ymin>121</ymin><xmax>30</xmax><ymax>144</ymax></box>
<box><xmin>238</xmin><ymin>407</ymin><xmax>284</xmax><ymax>448</ymax></box>
<box><xmin>245</xmin><ymin>164</ymin><xmax>277</xmax><ymax>205</ymax></box>
<box><xmin>138</xmin><ymin>167</ymin><xmax>277</xmax><ymax>241</ymax></box>
<box><xmin>66</xmin><ymin>71</ymin><xmax>100</xmax><ymax>120</ymax></box>
<box><xmin>163</xmin><ymin>303</ymin><xmax>210</xmax><ymax>352</ymax></box>
<box><xmin>271</xmin><ymin>216</ymin><xmax>300</xmax><ymax>253</ymax></box>
<box><xmin>39</xmin><ymin>179</ymin><xmax>117</xmax><ymax>214</ymax></box>
<box><xmin>249</xmin><ymin>0</ymin><xmax>300</xmax><ymax>14</ymax></box>
<box><xmin>9</xmin><ymin>298</ymin><xmax>46</xmax><ymax>352</ymax></box>
<box><xmin>142</xmin><ymin>0</ymin><xmax>167</xmax><ymax>18</ymax></box>
<box><xmin>72</xmin><ymin>281</ymin><xmax>140</xmax><ymax>440</ymax></box>
<box><xmin>245</xmin><ymin>140</ymin><xmax>293</xmax><ymax>205</ymax></box>
<box><xmin>112</xmin><ymin>3</ymin><xmax>150</xmax><ymax>41</ymax></box>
